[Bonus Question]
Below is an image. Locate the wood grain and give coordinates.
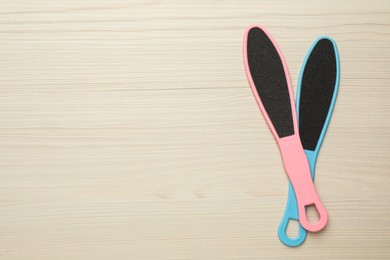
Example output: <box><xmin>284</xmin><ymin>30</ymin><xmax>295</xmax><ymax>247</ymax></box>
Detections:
<box><xmin>0</xmin><ymin>0</ymin><xmax>389</xmax><ymax>259</ymax></box>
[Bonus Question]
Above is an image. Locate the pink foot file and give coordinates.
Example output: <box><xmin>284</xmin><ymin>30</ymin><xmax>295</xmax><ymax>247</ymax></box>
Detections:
<box><xmin>243</xmin><ymin>25</ymin><xmax>328</xmax><ymax>232</ymax></box>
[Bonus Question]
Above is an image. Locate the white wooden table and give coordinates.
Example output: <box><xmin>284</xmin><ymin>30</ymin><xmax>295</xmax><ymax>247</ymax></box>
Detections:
<box><xmin>0</xmin><ymin>0</ymin><xmax>389</xmax><ymax>259</ymax></box>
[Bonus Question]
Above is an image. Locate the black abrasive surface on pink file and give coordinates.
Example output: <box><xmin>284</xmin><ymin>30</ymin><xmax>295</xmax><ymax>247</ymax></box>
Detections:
<box><xmin>299</xmin><ymin>39</ymin><xmax>337</xmax><ymax>151</ymax></box>
<box><xmin>247</xmin><ymin>27</ymin><xmax>294</xmax><ymax>138</ymax></box>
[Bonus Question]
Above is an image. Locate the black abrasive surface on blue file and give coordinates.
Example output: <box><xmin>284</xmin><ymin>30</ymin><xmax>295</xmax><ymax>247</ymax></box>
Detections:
<box><xmin>299</xmin><ymin>39</ymin><xmax>337</xmax><ymax>151</ymax></box>
<box><xmin>247</xmin><ymin>27</ymin><xmax>294</xmax><ymax>138</ymax></box>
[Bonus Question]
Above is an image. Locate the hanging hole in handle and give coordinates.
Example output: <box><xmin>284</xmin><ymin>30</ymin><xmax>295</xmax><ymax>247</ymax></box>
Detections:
<box><xmin>305</xmin><ymin>204</ymin><xmax>320</xmax><ymax>224</ymax></box>
<box><xmin>278</xmin><ymin>217</ymin><xmax>307</xmax><ymax>246</ymax></box>
<box><xmin>286</xmin><ymin>219</ymin><xmax>300</xmax><ymax>239</ymax></box>
<box><xmin>299</xmin><ymin>202</ymin><xmax>328</xmax><ymax>232</ymax></box>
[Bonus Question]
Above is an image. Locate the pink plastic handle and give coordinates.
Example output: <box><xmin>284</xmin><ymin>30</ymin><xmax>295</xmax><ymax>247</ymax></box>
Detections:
<box><xmin>279</xmin><ymin>136</ymin><xmax>328</xmax><ymax>232</ymax></box>
<box><xmin>243</xmin><ymin>24</ymin><xmax>328</xmax><ymax>232</ymax></box>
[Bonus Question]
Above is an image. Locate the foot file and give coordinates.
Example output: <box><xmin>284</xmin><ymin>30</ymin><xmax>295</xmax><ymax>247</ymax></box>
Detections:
<box><xmin>278</xmin><ymin>37</ymin><xmax>340</xmax><ymax>246</ymax></box>
<box><xmin>243</xmin><ymin>25</ymin><xmax>328</xmax><ymax>232</ymax></box>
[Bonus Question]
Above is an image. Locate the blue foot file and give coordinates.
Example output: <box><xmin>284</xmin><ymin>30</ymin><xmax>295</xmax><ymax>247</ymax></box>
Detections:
<box><xmin>278</xmin><ymin>37</ymin><xmax>340</xmax><ymax>247</ymax></box>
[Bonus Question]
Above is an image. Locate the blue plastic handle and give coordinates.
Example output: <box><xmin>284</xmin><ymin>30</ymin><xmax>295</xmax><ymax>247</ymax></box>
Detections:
<box><xmin>278</xmin><ymin>36</ymin><xmax>340</xmax><ymax>247</ymax></box>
